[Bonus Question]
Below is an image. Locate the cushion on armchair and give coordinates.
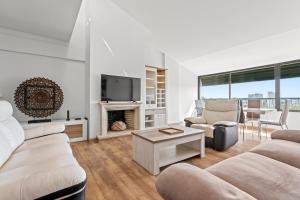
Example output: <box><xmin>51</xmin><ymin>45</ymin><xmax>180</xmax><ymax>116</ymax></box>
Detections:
<box><xmin>205</xmin><ymin>99</ymin><xmax>239</xmax><ymax>112</ymax></box>
<box><xmin>203</xmin><ymin>100</ymin><xmax>239</xmax><ymax>124</ymax></box>
<box><xmin>203</xmin><ymin>110</ymin><xmax>238</xmax><ymax>124</ymax></box>
<box><xmin>191</xmin><ymin>123</ymin><xmax>214</xmax><ymax>138</ymax></box>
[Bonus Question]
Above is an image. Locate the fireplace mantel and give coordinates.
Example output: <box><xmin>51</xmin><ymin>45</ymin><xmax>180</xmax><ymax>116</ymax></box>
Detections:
<box><xmin>100</xmin><ymin>101</ymin><xmax>142</xmax><ymax>110</ymax></box>
<box><xmin>97</xmin><ymin>101</ymin><xmax>142</xmax><ymax>139</ymax></box>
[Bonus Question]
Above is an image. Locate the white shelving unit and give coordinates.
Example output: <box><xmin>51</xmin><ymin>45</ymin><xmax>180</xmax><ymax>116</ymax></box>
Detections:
<box><xmin>145</xmin><ymin>66</ymin><xmax>167</xmax><ymax>128</ymax></box>
<box><xmin>157</xmin><ymin>69</ymin><xmax>166</xmax><ymax>108</ymax></box>
<box><xmin>145</xmin><ymin>109</ymin><xmax>155</xmax><ymax>128</ymax></box>
<box><xmin>146</xmin><ymin>67</ymin><xmax>157</xmax><ymax>108</ymax></box>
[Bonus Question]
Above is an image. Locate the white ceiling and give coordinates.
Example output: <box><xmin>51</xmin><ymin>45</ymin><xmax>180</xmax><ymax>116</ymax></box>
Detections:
<box><xmin>111</xmin><ymin>0</ymin><xmax>300</xmax><ymax>63</ymax></box>
<box><xmin>0</xmin><ymin>0</ymin><xmax>82</xmax><ymax>41</ymax></box>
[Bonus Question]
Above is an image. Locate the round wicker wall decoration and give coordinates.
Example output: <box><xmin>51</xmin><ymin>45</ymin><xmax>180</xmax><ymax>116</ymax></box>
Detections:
<box><xmin>14</xmin><ymin>77</ymin><xmax>64</xmax><ymax>118</ymax></box>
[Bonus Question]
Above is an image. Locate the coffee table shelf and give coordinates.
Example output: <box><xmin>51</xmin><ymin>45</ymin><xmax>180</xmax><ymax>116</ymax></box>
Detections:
<box><xmin>159</xmin><ymin>144</ymin><xmax>200</xmax><ymax>167</ymax></box>
<box><xmin>132</xmin><ymin>125</ymin><xmax>205</xmax><ymax>175</ymax></box>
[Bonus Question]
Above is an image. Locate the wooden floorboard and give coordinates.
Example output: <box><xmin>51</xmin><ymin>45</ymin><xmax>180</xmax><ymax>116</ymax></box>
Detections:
<box><xmin>71</xmin><ymin>132</ymin><xmax>261</xmax><ymax>200</ymax></box>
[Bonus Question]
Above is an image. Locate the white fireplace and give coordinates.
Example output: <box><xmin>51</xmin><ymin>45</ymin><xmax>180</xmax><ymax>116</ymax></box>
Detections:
<box><xmin>97</xmin><ymin>101</ymin><xmax>142</xmax><ymax>139</ymax></box>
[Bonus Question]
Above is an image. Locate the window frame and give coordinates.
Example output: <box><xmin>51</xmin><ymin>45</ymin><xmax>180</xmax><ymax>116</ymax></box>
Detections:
<box><xmin>198</xmin><ymin>60</ymin><xmax>300</xmax><ymax>112</ymax></box>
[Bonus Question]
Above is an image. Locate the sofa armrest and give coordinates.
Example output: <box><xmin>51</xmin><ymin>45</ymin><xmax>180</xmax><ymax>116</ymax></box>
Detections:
<box><xmin>271</xmin><ymin>130</ymin><xmax>300</xmax><ymax>143</ymax></box>
<box><xmin>156</xmin><ymin>163</ymin><xmax>256</xmax><ymax>200</ymax></box>
<box><xmin>213</xmin><ymin>121</ymin><xmax>237</xmax><ymax>127</ymax></box>
<box><xmin>213</xmin><ymin>126</ymin><xmax>239</xmax><ymax>151</ymax></box>
<box><xmin>24</xmin><ymin>124</ymin><xmax>65</xmax><ymax>140</ymax></box>
<box><xmin>184</xmin><ymin>116</ymin><xmax>207</xmax><ymax>124</ymax></box>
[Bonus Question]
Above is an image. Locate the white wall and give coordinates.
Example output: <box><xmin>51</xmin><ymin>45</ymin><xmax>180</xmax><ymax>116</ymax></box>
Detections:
<box><xmin>179</xmin><ymin>66</ymin><xmax>198</xmax><ymax>120</ymax></box>
<box><xmin>166</xmin><ymin>56</ymin><xmax>198</xmax><ymax>123</ymax></box>
<box><xmin>88</xmin><ymin>0</ymin><xmax>168</xmax><ymax>138</ymax></box>
<box><xmin>184</xmin><ymin>28</ymin><xmax>300</xmax><ymax>75</ymax></box>
<box><xmin>0</xmin><ymin>1</ymin><xmax>86</xmax><ymax>62</ymax></box>
<box><xmin>0</xmin><ymin>52</ymin><xmax>86</xmax><ymax>121</ymax></box>
<box><xmin>0</xmin><ymin>1</ymin><xmax>87</xmax><ymax>122</ymax></box>
<box><xmin>166</xmin><ymin>56</ymin><xmax>180</xmax><ymax>123</ymax></box>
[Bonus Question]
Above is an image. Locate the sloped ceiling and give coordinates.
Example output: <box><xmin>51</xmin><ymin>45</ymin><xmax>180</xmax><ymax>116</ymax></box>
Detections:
<box><xmin>111</xmin><ymin>0</ymin><xmax>300</xmax><ymax>62</ymax></box>
<box><xmin>0</xmin><ymin>0</ymin><xmax>82</xmax><ymax>41</ymax></box>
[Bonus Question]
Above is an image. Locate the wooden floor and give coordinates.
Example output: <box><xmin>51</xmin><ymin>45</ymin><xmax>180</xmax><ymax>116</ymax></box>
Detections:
<box><xmin>71</xmin><ymin>132</ymin><xmax>261</xmax><ymax>200</ymax></box>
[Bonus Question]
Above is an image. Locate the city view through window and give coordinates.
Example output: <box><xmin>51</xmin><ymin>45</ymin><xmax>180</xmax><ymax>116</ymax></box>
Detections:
<box><xmin>280</xmin><ymin>77</ymin><xmax>300</xmax><ymax>110</ymax></box>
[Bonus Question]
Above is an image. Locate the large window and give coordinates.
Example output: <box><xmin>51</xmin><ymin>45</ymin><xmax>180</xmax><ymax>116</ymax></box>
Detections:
<box><xmin>198</xmin><ymin>62</ymin><xmax>300</xmax><ymax>111</ymax></box>
<box><xmin>280</xmin><ymin>64</ymin><xmax>300</xmax><ymax>110</ymax></box>
<box><xmin>231</xmin><ymin>68</ymin><xmax>275</xmax><ymax>109</ymax></box>
<box><xmin>200</xmin><ymin>74</ymin><xmax>229</xmax><ymax>99</ymax></box>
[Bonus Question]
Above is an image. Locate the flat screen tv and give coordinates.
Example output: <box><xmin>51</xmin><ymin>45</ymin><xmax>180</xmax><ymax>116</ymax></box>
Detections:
<box><xmin>101</xmin><ymin>74</ymin><xmax>141</xmax><ymax>102</ymax></box>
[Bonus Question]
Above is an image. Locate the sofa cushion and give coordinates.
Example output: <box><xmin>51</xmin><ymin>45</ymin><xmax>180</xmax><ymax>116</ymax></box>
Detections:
<box><xmin>0</xmin><ymin>101</ymin><xmax>25</xmax><ymax>168</ymax></box>
<box><xmin>203</xmin><ymin>109</ymin><xmax>238</xmax><ymax>124</ymax></box>
<box><xmin>24</xmin><ymin>124</ymin><xmax>65</xmax><ymax>140</ymax></box>
<box><xmin>1</xmin><ymin>142</ymin><xmax>72</xmax><ymax>172</ymax></box>
<box><xmin>250</xmin><ymin>139</ymin><xmax>300</xmax><ymax>169</ymax></box>
<box><xmin>271</xmin><ymin>130</ymin><xmax>300</xmax><ymax>143</ymax></box>
<box><xmin>191</xmin><ymin>123</ymin><xmax>214</xmax><ymax>138</ymax></box>
<box><xmin>0</xmin><ymin>128</ymin><xmax>14</xmax><ymax>167</ymax></box>
<box><xmin>0</xmin><ymin>154</ymin><xmax>86</xmax><ymax>200</ymax></box>
<box><xmin>16</xmin><ymin>133</ymin><xmax>69</xmax><ymax>153</ymax></box>
<box><xmin>0</xmin><ymin>100</ymin><xmax>13</xmax><ymax>121</ymax></box>
<box><xmin>156</xmin><ymin>163</ymin><xmax>256</xmax><ymax>200</ymax></box>
<box><xmin>1</xmin><ymin>117</ymin><xmax>25</xmax><ymax>149</ymax></box>
<box><xmin>0</xmin><ymin>117</ymin><xmax>25</xmax><ymax>168</ymax></box>
<box><xmin>207</xmin><ymin>152</ymin><xmax>300</xmax><ymax>200</ymax></box>
<box><xmin>0</xmin><ymin>101</ymin><xmax>25</xmax><ymax>149</ymax></box>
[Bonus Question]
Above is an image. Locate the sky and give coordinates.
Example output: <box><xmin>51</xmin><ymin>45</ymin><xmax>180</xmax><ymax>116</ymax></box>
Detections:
<box><xmin>201</xmin><ymin>77</ymin><xmax>300</xmax><ymax>99</ymax></box>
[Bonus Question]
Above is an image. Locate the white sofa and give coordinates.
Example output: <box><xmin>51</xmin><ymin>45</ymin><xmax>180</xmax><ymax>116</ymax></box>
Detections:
<box><xmin>0</xmin><ymin>100</ymin><xmax>86</xmax><ymax>200</ymax></box>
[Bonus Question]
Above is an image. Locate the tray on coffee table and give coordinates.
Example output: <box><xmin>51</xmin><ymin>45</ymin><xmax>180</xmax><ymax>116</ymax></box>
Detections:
<box><xmin>159</xmin><ymin>127</ymin><xmax>184</xmax><ymax>135</ymax></box>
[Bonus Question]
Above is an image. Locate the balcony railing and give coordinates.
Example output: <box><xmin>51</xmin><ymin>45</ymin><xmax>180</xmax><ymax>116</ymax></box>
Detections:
<box><xmin>238</xmin><ymin>98</ymin><xmax>276</xmax><ymax>109</ymax></box>
<box><xmin>201</xmin><ymin>98</ymin><xmax>300</xmax><ymax>111</ymax></box>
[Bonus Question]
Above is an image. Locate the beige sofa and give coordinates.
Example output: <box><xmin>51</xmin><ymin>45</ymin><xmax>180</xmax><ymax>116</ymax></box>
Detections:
<box><xmin>0</xmin><ymin>100</ymin><xmax>86</xmax><ymax>200</ymax></box>
<box><xmin>156</xmin><ymin>130</ymin><xmax>300</xmax><ymax>200</ymax></box>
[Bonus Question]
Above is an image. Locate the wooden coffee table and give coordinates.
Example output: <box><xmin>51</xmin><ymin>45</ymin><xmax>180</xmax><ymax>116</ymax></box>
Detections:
<box><xmin>132</xmin><ymin>125</ymin><xmax>205</xmax><ymax>175</ymax></box>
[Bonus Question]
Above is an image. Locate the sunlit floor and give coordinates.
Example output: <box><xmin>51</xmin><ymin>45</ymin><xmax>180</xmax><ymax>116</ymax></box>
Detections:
<box><xmin>239</xmin><ymin>125</ymin><xmax>277</xmax><ymax>142</ymax></box>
